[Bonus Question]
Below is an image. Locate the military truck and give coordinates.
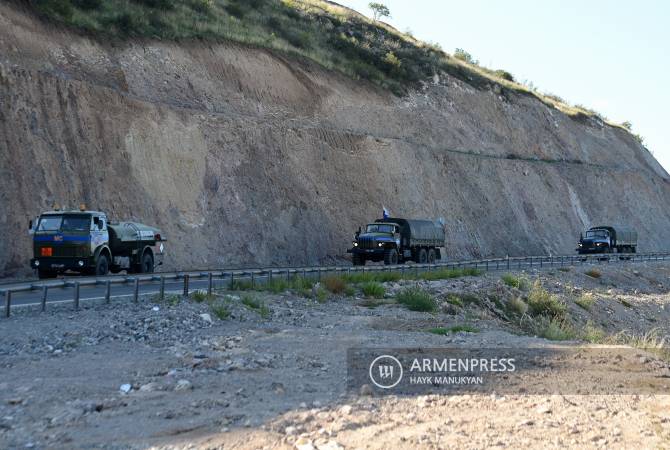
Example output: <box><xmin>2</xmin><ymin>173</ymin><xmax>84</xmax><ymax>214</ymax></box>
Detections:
<box><xmin>347</xmin><ymin>217</ymin><xmax>445</xmax><ymax>266</ymax></box>
<box><xmin>577</xmin><ymin>226</ymin><xmax>637</xmax><ymax>254</ymax></box>
<box><xmin>29</xmin><ymin>207</ymin><xmax>165</xmax><ymax>279</ymax></box>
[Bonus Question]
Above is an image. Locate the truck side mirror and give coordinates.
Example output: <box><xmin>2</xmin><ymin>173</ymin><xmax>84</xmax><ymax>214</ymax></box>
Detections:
<box><xmin>29</xmin><ymin>219</ymin><xmax>33</xmax><ymax>230</ymax></box>
<box><xmin>98</xmin><ymin>221</ymin><xmax>104</xmax><ymax>230</ymax></box>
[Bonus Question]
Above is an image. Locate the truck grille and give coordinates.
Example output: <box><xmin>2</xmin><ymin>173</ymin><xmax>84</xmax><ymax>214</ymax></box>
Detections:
<box><xmin>358</xmin><ymin>236</ymin><xmax>376</xmax><ymax>249</ymax></box>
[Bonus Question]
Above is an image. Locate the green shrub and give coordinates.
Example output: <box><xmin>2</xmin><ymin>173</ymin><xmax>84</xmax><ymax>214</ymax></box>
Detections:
<box><xmin>264</xmin><ymin>278</ymin><xmax>289</xmax><ymax>294</ymax></box>
<box><xmin>396</xmin><ymin>287</ymin><xmax>436</xmax><ymax>312</ymax></box>
<box><xmin>427</xmin><ymin>324</ymin><xmax>479</xmax><ymax>335</ymax></box>
<box><xmin>419</xmin><ymin>267</ymin><xmax>481</xmax><ymax>281</ymax></box>
<box><xmin>585</xmin><ymin>269</ymin><xmax>602</xmax><ymax>279</ymax></box>
<box><xmin>361</xmin><ymin>282</ymin><xmax>385</xmax><ymax>298</ymax></box>
<box><xmin>493</xmin><ymin>69</ymin><xmax>514</xmax><ymax>81</ymax></box>
<box><xmin>210</xmin><ymin>302</ymin><xmax>231</xmax><ymax>320</ymax></box>
<box><xmin>241</xmin><ymin>294</ymin><xmax>270</xmax><ymax>318</ymax></box>
<box><xmin>445</xmin><ymin>294</ymin><xmax>463</xmax><ymax>307</ymax></box>
<box><xmin>581</xmin><ymin>321</ymin><xmax>606</xmax><ymax>343</ymax></box>
<box><xmin>315</xmin><ymin>287</ymin><xmax>328</xmax><ymax>303</ymax></box>
<box><xmin>190</xmin><ymin>290</ymin><xmax>213</xmax><ymax>303</ymax></box>
<box><xmin>575</xmin><ymin>294</ymin><xmax>595</xmax><ymax>311</ymax></box>
<box><xmin>535</xmin><ymin>318</ymin><xmax>576</xmax><ymax>341</ymax></box>
<box><xmin>344</xmin><ymin>285</ymin><xmax>357</xmax><ymax>297</ymax></box>
<box><xmin>501</xmin><ymin>274</ymin><xmax>529</xmax><ymax>290</ymax></box>
<box><xmin>506</xmin><ymin>296</ymin><xmax>528</xmax><ymax>316</ymax></box>
<box><xmin>290</xmin><ymin>276</ymin><xmax>314</xmax><ymax>291</ymax></box>
<box><xmin>527</xmin><ymin>280</ymin><xmax>566</xmax><ymax>319</ymax></box>
<box><xmin>230</xmin><ymin>279</ymin><xmax>254</xmax><ymax>290</ymax></box>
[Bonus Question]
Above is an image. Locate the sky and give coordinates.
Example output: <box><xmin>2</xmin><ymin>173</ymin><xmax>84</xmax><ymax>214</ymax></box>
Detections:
<box><xmin>338</xmin><ymin>0</ymin><xmax>669</xmax><ymax>172</ymax></box>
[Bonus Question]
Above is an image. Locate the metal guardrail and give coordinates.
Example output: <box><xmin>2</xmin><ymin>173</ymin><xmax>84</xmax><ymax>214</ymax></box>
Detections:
<box><xmin>2</xmin><ymin>252</ymin><xmax>670</xmax><ymax>318</ymax></box>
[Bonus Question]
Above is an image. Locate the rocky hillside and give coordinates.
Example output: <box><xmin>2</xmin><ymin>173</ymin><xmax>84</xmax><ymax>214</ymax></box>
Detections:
<box><xmin>1</xmin><ymin>1</ymin><xmax>669</xmax><ymax>276</ymax></box>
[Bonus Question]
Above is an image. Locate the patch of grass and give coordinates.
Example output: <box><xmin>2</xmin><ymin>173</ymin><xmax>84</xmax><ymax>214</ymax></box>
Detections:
<box><xmin>361</xmin><ymin>281</ymin><xmax>385</xmax><ymax>298</ymax></box>
<box><xmin>585</xmin><ymin>268</ymin><xmax>602</xmax><ymax>279</ymax></box>
<box><xmin>322</xmin><ymin>276</ymin><xmax>348</xmax><ymax>294</ymax></box>
<box><xmin>290</xmin><ymin>276</ymin><xmax>315</xmax><ymax>291</ymax></box>
<box><xmin>241</xmin><ymin>294</ymin><xmax>270</xmax><ymax>318</ymax></box>
<box><xmin>396</xmin><ymin>286</ymin><xmax>437</xmax><ymax>312</ymax></box>
<box><xmin>315</xmin><ymin>287</ymin><xmax>328</xmax><ymax>303</ymax></box>
<box><xmin>501</xmin><ymin>274</ymin><xmax>529</xmax><ymax>290</ymax></box>
<box><xmin>575</xmin><ymin>293</ymin><xmax>596</xmax><ymax>311</ymax></box>
<box><xmin>357</xmin><ymin>299</ymin><xmax>385</xmax><ymax>308</ymax></box>
<box><xmin>264</xmin><ymin>278</ymin><xmax>289</xmax><ymax>294</ymax></box>
<box><xmin>229</xmin><ymin>279</ymin><xmax>254</xmax><ymax>291</ymax></box>
<box><xmin>528</xmin><ymin>317</ymin><xmax>576</xmax><ymax>341</ymax></box>
<box><xmin>558</xmin><ymin>267</ymin><xmax>571</xmax><ymax>272</ymax></box>
<box><xmin>210</xmin><ymin>302</ymin><xmax>231</xmax><ymax>320</ymax></box>
<box><xmin>580</xmin><ymin>321</ymin><xmax>606</xmax><ymax>343</ymax></box>
<box><xmin>445</xmin><ymin>294</ymin><xmax>463</xmax><ymax>307</ymax></box>
<box><xmin>506</xmin><ymin>296</ymin><xmax>528</xmax><ymax>316</ymax></box>
<box><xmin>527</xmin><ymin>280</ymin><xmax>566</xmax><ymax>319</ymax></box>
<box><xmin>154</xmin><ymin>293</ymin><xmax>181</xmax><ymax>306</ymax></box>
<box><xmin>190</xmin><ymin>290</ymin><xmax>214</xmax><ymax>303</ymax></box>
<box><xmin>427</xmin><ymin>324</ymin><xmax>479</xmax><ymax>335</ymax></box>
<box><xmin>610</xmin><ymin>328</ymin><xmax>670</xmax><ymax>361</ymax></box>
<box><xmin>419</xmin><ymin>267</ymin><xmax>482</xmax><ymax>281</ymax></box>
<box><xmin>344</xmin><ymin>285</ymin><xmax>356</xmax><ymax>297</ymax></box>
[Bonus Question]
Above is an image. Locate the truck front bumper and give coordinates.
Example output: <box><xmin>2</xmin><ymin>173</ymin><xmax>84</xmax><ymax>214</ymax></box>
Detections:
<box><xmin>576</xmin><ymin>248</ymin><xmax>609</xmax><ymax>254</ymax></box>
<box><xmin>31</xmin><ymin>257</ymin><xmax>91</xmax><ymax>271</ymax></box>
<box><xmin>347</xmin><ymin>247</ymin><xmax>385</xmax><ymax>256</ymax></box>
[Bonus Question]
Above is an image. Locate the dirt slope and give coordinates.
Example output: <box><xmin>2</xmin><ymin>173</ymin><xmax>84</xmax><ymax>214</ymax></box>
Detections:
<box><xmin>1</xmin><ymin>2</ymin><xmax>669</xmax><ymax>275</ymax></box>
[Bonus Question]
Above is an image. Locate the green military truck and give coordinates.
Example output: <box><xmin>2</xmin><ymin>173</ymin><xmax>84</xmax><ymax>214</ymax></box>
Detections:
<box><xmin>29</xmin><ymin>207</ymin><xmax>165</xmax><ymax>279</ymax></box>
<box><xmin>347</xmin><ymin>217</ymin><xmax>445</xmax><ymax>266</ymax></box>
<box><xmin>577</xmin><ymin>225</ymin><xmax>637</xmax><ymax>255</ymax></box>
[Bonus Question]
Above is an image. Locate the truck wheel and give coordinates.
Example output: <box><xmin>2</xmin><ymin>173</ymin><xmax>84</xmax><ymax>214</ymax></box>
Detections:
<box><xmin>140</xmin><ymin>252</ymin><xmax>154</xmax><ymax>273</ymax></box>
<box><xmin>418</xmin><ymin>248</ymin><xmax>428</xmax><ymax>264</ymax></box>
<box><xmin>38</xmin><ymin>269</ymin><xmax>56</xmax><ymax>279</ymax></box>
<box><xmin>95</xmin><ymin>254</ymin><xmax>109</xmax><ymax>276</ymax></box>
<box><xmin>352</xmin><ymin>254</ymin><xmax>365</xmax><ymax>266</ymax></box>
<box><xmin>384</xmin><ymin>249</ymin><xmax>398</xmax><ymax>265</ymax></box>
<box><xmin>427</xmin><ymin>248</ymin><xmax>436</xmax><ymax>264</ymax></box>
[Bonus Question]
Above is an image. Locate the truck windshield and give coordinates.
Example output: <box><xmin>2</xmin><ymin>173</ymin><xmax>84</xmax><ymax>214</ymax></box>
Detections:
<box><xmin>586</xmin><ymin>230</ymin><xmax>608</xmax><ymax>239</ymax></box>
<box><xmin>366</xmin><ymin>224</ymin><xmax>395</xmax><ymax>233</ymax></box>
<box><xmin>37</xmin><ymin>215</ymin><xmax>91</xmax><ymax>232</ymax></box>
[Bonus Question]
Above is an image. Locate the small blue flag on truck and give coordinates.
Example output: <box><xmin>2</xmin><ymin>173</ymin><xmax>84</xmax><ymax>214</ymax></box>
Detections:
<box><xmin>382</xmin><ymin>207</ymin><xmax>390</xmax><ymax>219</ymax></box>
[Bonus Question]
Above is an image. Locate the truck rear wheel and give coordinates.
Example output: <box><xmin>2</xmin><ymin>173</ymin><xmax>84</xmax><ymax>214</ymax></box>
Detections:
<box><xmin>418</xmin><ymin>248</ymin><xmax>428</xmax><ymax>264</ymax></box>
<box><xmin>352</xmin><ymin>254</ymin><xmax>365</xmax><ymax>266</ymax></box>
<box><xmin>95</xmin><ymin>254</ymin><xmax>109</xmax><ymax>276</ymax></box>
<box><xmin>384</xmin><ymin>248</ymin><xmax>398</xmax><ymax>265</ymax></box>
<box><xmin>427</xmin><ymin>248</ymin><xmax>436</xmax><ymax>264</ymax></box>
<box><xmin>140</xmin><ymin>252</ymin><xmax>154</xmax><ymax>273</ymax></box>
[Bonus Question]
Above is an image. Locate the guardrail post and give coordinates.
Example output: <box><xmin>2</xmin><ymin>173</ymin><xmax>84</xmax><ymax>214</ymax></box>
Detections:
<box><xmin>251</xmin><ymin>271</ymin><xmax>255</xmax><ymax>288</ymax></box>
<box><xmin>207</xmin><ymin>272</ymin><xmax>213</xmax><ymax>296</ymax></box>
<box><xmin>4</xmin><ymin>291</ymin><xmax>11</xmax><ymax>318</ymax></box>
<box><xmin>74</xmin><ymin>282</ymin><xmax>80</xmax><ymax>310</ymax></box>
<box><xmin>159</xmin><ymin>276</ymin><xmax>165</xmax><ymax>302</ymax></box>
<box><xmin>506</xmin><ymin>256</ymin><xmax>510</xmax><ymax>270</ymax></box>
<box><xmin>318</xmin><ymin>268</ymin><xmax>321</xmax><ymax>281</ymax></box>
<box><xmin>41</xmin><ymin>285</ymin><xmax>48</xmax><ymax>312</ymax></box>
<box><xmin>183</xmin><ymin>274</ymin><xmax>189</xmax><ymax>297</ymax></box>
<box><xmin>133</xmin><ymin>278</ymin><xmax>140</xmax><ymax>303</ymax></box>
<box><xmin>105</xmin><ymin>280</ymin><xmax>111</xmax><ymax>304</ymax></box>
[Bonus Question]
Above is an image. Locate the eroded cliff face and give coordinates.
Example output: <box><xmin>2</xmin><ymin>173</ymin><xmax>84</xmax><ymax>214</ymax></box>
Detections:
<box><xmin>1</xmin><ymin>2</ymin><xmax>669</xmax><ymax>276</ymax></box>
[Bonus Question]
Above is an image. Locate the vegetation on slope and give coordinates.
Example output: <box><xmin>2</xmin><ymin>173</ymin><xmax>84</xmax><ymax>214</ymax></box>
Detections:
<box><xmin>27</xmin><ymin>0</ymin><xmax>637</xmax><ymax>132</ymax></box>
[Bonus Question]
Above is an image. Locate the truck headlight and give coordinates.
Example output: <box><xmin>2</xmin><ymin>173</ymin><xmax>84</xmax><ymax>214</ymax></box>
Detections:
<box><xmin>34</xmin><ymin>260</ymin><xmax>40</xmax><ymax>267</ymax></box>
<box><xmin>353</xmin><ymin>242</ymin><xmax>358</xmax><ymax>247</ymax></box>
<box><xmin>78</xmin><ymin>260</ymin><xmax>84</xmax><ymax>267</ymax></box>
<box><xmin>378</xmin><ymin>242</ymin><xmax>383</xmax><ymax>247</ymax></box>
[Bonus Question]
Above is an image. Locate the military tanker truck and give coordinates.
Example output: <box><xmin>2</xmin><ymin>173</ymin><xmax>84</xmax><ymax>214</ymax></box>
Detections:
<box><xmin>347</xmin><ymin>217</ymin><xmax>445</xmax><ymax>266</ymax></box>
<box><xmin>29</xmin><ymin>207</ymin><xmax>165</xmax><ymax>279</ymax></box>
<box><xmin>577</xmin><ymin>225</ymin><xmax>637</xmax><ymax>254</ymax></box>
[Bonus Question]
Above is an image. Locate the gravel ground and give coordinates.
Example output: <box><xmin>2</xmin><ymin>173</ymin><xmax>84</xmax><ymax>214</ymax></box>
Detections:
<box><xmin>1</xmin><ymin>262</ymin><xmax>669</xmax><ymax>449</ymax></box>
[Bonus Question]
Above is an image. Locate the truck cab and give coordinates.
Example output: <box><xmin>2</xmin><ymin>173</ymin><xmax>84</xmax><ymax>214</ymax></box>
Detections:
<box><xmin>577</xmin><ymin>228</ymin><xmax>612</xmax><ymax>253</ymax></box>
<box><xmin>349</xmin><ymin>222</ymin><xmax>401</xmax><ymax>265</ymax></box>
<box><xmin>30</xmin><ymin>210</ymin><xmax>110</xmax><ymax>278</ymax></box>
